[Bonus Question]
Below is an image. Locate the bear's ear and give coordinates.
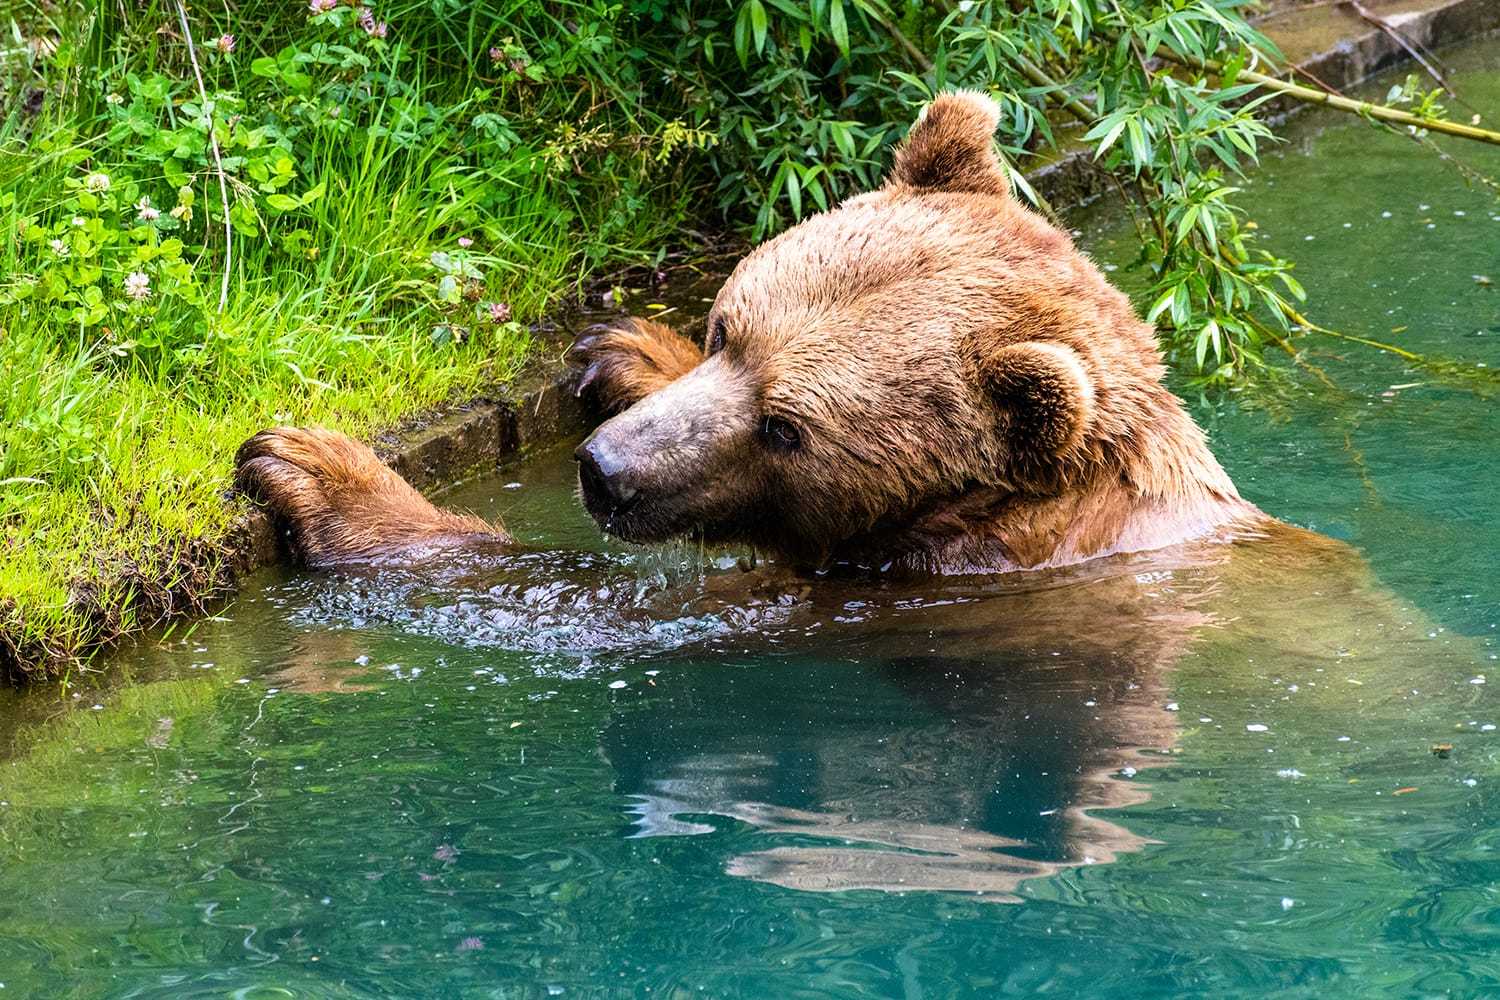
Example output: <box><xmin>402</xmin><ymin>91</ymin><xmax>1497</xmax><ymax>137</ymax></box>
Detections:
<box><xmin>970</xmin><ymin>341</ymin><xmax>1094</xmax><ymax>482</ymax></box>
<box><xmin>887</xmin><ymin>89</ymin><xmax>1009</xmax><ymax>197</ymax></box>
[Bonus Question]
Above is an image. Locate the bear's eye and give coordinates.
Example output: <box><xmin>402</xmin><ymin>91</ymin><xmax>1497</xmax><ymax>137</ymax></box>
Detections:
<box><xmin>707</xmin><ymin>317</ymin><xmax>727</xmax><ymax>355</ymax></box>
<box><xmin>760</xmin><ymin>415</ymin><xmax>801</xmax><ymax>453</ymax></box>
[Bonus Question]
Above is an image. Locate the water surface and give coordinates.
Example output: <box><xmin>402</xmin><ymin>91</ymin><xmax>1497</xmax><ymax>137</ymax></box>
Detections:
<box><xmin>2</xmin><ymin>45</ymin><xmax>1499</xmax><ymax>999</ymax></box>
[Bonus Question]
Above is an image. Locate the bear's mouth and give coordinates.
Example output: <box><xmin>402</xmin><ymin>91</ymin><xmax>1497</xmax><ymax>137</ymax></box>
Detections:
<box><xmin>577</xmin><ymin>472</ymin><xmax>761</xmax><ymax>549</ymax></box>
<box><xmin>577</xmin><ymin>472</ymin><xmax>680</xmax><ymax>544</ymax></box>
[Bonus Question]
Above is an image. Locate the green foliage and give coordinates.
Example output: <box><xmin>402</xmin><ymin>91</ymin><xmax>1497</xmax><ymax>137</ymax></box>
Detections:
<box><xmin>0</xmin><ymin>0</ymin><xmax>697</xmax><ymax>672</ymax></box>
<box><xmin>612</xmin><ymin>0</ymin><xmax>1307</xmax><ymax>382</ymax></box>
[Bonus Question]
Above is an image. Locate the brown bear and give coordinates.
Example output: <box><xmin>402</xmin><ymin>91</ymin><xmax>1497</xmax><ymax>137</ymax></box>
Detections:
<box><xmin>236</xmin><ymin>90</ymin><xmax>1268</xmax><ymax>574</ymax></box>
<box><xmin>234</xmin><ymin>91</ymin><xmax>1364</xmax><ymax>898</ymax></box>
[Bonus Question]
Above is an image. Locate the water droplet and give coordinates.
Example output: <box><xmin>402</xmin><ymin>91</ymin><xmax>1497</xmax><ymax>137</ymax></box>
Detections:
<box><xmin>1281</xmin><ymin>897</ymin><xmax>1295</xmax><ymax>910</ymax></box>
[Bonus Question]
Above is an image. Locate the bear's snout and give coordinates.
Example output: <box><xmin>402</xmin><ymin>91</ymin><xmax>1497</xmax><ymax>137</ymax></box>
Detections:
<box><xmin>573</xmin><ymin>360</ymin><xmax>760</xmax><ymax>544</ymax></box>
<box><xmin>575</xmin><ymin>436</ymin><xmax>639</xmax><ymax>513</ymax></box>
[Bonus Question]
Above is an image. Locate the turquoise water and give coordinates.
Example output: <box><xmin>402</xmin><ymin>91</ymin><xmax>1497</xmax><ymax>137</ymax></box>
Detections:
<box><xmin>2</xmin><ymin>47</ymin><xmax>1500</xmax><ymax>999</ymax></box>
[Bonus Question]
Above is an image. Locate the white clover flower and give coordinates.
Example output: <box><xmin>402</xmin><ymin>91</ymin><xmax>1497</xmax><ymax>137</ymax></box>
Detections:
<box><xmin>124</xmin><ymin>271</ymin><xmax>151</xmax><ymax>301</ymax></box>
<box><xmin>135</xmin><ymin>196</ymin><xmax>160</xmax><ymax>222</ymax></box>
<box><xmin>49</xmin><ymin>238</ymin><xmax>69</xmax><ymax>256</ymax></box>
<box><xmin>84</xmin><ymin>172</ymin><xmax>110</xmax><ymax>193</ymax></box>
<box><xmin>105</xmin><ymin>93</ymin><xmax>124</xmax><ymax>105</ymax></box>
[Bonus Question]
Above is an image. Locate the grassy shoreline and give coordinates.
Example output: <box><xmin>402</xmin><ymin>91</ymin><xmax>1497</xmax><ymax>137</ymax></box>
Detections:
<box><xmin>0</xmin><ymin>0</ymin><xmax>694</xmax><ymax>680</ymax></box>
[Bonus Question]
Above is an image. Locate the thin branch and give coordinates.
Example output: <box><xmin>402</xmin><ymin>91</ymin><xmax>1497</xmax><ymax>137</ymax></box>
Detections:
<box><xmin>173</xmin><ymin>0</ymin><xmax>232</xmax><ymax>313</ymax></box>
<box><xmin>872</xmin><ymin>13</ymin><xmax>931</xmax><ymax>72</ymax></box>
<box><xmin>1154</xmin><ymin>47</ymin><xmax>1500</xmax><ymax>148</ymax></box>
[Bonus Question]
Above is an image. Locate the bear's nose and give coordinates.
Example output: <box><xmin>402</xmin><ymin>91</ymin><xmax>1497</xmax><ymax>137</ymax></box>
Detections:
<box><xmin>575</xmin><ymin>437</ymin><xmax>639</xmax><ymax>511</ymax></box>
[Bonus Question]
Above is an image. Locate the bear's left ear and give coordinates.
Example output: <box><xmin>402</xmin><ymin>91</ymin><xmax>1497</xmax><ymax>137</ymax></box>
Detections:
<box><xmin>969</xmin><ymin>340</ymin><xmax>1094</xmax><ymax>481</ymax></box>
<box><xmin>887</xmin><ymin>89</ymin><xmax>1009</xmax><ymax>197</ymax></box>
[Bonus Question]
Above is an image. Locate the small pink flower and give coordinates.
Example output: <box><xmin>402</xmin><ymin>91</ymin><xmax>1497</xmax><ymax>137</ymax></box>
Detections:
<box><xmin>135</xmin><ymin>196</ymin><xmax>159</xmax><ymax>222</ymax></box>
<box><xmin>432</xmin><ymin>844</ymin><xmax>458</xmax><ymax>863</ymax></box>
<box><xmin>456</xmin><ymin>937</ymin><xmax>484</xmax><ymax>953</ymax></box>
<box><xmin>486</xmin><ymin>302</ymin><xmax>511</xmax><ymax>323</ymax></box>
<box><xmin>214</xmin><ymin>34</ymin><xmax>235</xmax><ymax>53</ymax></box>
<box><xmin>457</xmin><ymin>236</ymin><xmax>473</xmax><ymax>248</ymax></box>
<box><xmin>308</xmin><ymin>0</ymin><xmax>337</xmax><ymax>13</ymax></box>
<box><xmin>356</xmin><ymin>8</ymin><xmax>387</xmax><ymax>36</ymax></box>
<box><xmin>488</xmin><ymin>46</ymin><xmax>503</xmax><ymax>63</ymax></box>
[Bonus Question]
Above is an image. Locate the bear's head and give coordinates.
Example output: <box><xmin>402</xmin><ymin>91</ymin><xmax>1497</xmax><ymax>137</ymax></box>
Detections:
<box><xmin>576</xmin><ymin>91</ymin><xmax>1238</xmax><ymax>569</ymax></box>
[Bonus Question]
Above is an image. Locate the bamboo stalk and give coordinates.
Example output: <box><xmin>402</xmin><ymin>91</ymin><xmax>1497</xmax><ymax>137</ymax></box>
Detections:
<box><xmin>1156</xmin><ymin>48</ymin><xmax>1500</xmax><ymax>148</ymax></box>
<box><xmin>1013</xmin><ymin>53</ymin><xmax>1096</xmax><ymax>125</ymax></box>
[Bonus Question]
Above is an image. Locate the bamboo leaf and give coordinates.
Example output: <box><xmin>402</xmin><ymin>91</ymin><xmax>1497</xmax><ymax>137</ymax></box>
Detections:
<box><xmin>829</xmin><ymin>0</ymin><xmax>850</xmax><ymax>59</ymax></box>
<box><xmin>749</xmin><ymin>0</ymin><xmax>768</xmax><ymax>55</ymax></box>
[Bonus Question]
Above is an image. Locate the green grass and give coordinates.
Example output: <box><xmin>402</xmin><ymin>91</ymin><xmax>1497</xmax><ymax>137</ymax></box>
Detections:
<box><xmin>0</xmin><ymin>0</ymin><xmax>690</xmax><ymax>679</ymax></box>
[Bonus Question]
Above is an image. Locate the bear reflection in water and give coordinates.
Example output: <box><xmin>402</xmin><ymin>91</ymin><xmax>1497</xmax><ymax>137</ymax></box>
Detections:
<box><xmin>268</xmin><ymin>522</ymin><xmax>1409</xmax><ymax>900</ymax></box>
<box><xmin>596</xmin><ymin>525</ymin><xmax>1399</xmax><ymax>898</ymax></box>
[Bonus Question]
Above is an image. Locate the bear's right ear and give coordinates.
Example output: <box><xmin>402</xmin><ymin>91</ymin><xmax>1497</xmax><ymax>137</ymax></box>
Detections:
<box><xmin>970</xmin><ymin>340</ymin><xmax>1094</xmax><ymax>485</ymax></box>
<box><xmin>887</xmin><ymin>89</ymin><xmax>1009</xmax><ymax>198</ymax></box>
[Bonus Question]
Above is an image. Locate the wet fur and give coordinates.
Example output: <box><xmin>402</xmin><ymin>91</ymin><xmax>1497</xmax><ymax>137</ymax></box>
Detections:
<box><xmin>236</xmin><ymin>428</ymin><xmax>505</xmax><ymax>566</ymax></box>
<box><xmin>236</xmin><ymin>90</ymin><xmax>1260</xmax><ymax>573</ymax></box>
